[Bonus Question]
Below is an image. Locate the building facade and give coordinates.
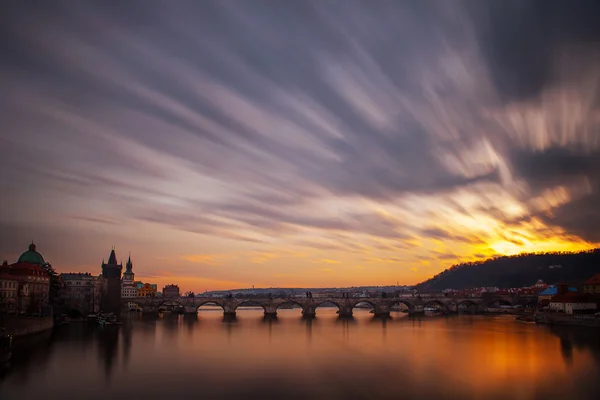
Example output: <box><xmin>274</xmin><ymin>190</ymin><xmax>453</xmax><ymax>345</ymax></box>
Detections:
<box><xmin>138</xmin><ymin>283</ymin><xmax>157</xmax><ymax>297</ymax></box>
<box><xmin>101</xmin><ymin>248</ymin><xmax>122</xmax><ymax>315</ymax></box>
<box><xmin>550</xmin><ymin>292</ymin><xmax>598</xmax><ymax>314</ymax></box>
<box><xmin>582</xmin><ymin>274</ymin><xmax>600</xmax><ymax>294</ymax></box>
<box><xmin>0</xmin><ymin>262</ymin><xmax>18</xmax><ymax>311</ymax></box>
<box><xmin>538</xmin><ymin>285</ymin><xmax>577</xmax><ymax>304</ymax></box>
<box><xmin>59</xmin><ymin>273</ymin><xmax>104</xmax><ymax>315</ymax></box>
<box><xmin>162</xmin><ymin>284</ymin><xmax>180</xmax><ymax>298</ymax></box>
<box><xmin>0</xmin><ymin>243</ymin><xmax>51</xmax><ymax>314</ymax></box>
<box><xmin>121</xmin><ymin>255</ymin><xmax>138</xmax><ymax>310</ymax></box>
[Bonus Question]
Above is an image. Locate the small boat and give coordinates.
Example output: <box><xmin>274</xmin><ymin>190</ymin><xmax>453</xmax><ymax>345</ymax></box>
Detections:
<box><xmin>0</xmin><ymin>329</ymin><xmax>13</xmax><ymax>364</ymax></box>
<box><xmin>98</xmin><ymin>313</ymin><xmax>117</xmax><ymax>327</ymax></box>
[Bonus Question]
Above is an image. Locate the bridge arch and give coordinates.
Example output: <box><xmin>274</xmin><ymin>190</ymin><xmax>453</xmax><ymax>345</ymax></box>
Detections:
<box><xmin>314</xmin><ymin>300</ymin><xmax>341</xmax><ymax>310</ymax></box>
<box><xmin>195</xmin><ymin>299</ymin><xmax>225</xmax><ymax>311</ymax></box>
<box><xmin>387</xmin><ymin>299</ymin><xmax>414</xmax><ymax>313</ymax></box>
<box><xmin>485</xmin><ymin>297</ymin><xmax>514</xmax><ymax>307</ymax></box>
<box><xmin>235</xmin><ymin>300</ymin><xmax>267</xmax><ymax>312</ymax></box>
<box><xmin>456</xmin><ymin>299</ymin><xmax>478</xmax><ymax>312</ymax></box>
<box><xmin>275</xmin><ymin>300</ymin><xmax>304</xmax><ymax>310</ymax></box>
<box><xmin>351</xmin><ymin>299</ymin><xmax>376</xmax><ymax>310</ymax></box>
<box><xmin>123</xmin><ymin>299</ymin><xmax>146</xmax><ymax>312</ymax></box>
<box><xmin>423</xmin><ymin>299</ymin><xmax>448</xmax><ymax>312</ymax></box>
<box><xmin>158</xmin><ymin>299</ymin><xmax>185</xmax><ymax>308</ymax></box>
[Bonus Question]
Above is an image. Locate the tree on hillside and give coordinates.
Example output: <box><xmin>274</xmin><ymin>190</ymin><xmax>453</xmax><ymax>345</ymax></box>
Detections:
<box><xmin>415</xmin><ymin>248</ymin><xmax>600</xmax><ymax>291</ymax></box>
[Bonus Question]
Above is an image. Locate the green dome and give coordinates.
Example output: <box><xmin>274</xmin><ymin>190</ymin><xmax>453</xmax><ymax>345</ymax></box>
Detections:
<box><xmin>18</xmin><ymin>243</ymin><xmax>46</xmax><ymax>265</ymax></box>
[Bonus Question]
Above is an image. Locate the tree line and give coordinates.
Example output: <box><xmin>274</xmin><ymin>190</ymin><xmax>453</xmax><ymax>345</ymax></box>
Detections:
<box><xmin>415</xmin><ymin>248</ymin><xmax>600</xmax><ymax>291</ymax></box>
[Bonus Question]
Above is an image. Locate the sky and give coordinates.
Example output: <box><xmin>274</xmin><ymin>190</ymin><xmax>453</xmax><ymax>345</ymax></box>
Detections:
<box><xmin>1</xmin><ymin>1</ymin><xmax>600</xmax><ymax>293</ymax></box>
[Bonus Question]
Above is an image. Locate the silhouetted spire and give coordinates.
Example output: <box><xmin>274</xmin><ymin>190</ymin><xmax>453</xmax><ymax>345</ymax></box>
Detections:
<box><xmin>107</xmin><ymin>248</ymin><xmax>118</xmax><ymax>265</ymax></box>
<box><xmin>125</xmin><ymin>253</ymin><xmax>133</xmax><ymax>273</ymax></box>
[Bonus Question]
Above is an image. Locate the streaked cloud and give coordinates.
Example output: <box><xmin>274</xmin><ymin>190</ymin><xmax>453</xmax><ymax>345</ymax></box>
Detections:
<box><xmin>1</xmin><ymin>1</ymin><xmax>599</xmax><ymax>291</ymax></box>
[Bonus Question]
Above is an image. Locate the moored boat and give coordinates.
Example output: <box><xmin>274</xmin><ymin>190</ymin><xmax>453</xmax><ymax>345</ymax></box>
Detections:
<box><xmin>98</xmin><ymin>313</ymin><xmax>117</xmax><ymax>327</ymax></box>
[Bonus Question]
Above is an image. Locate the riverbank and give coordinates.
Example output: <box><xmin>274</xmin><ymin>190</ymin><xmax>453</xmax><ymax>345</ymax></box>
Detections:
<box><xmin>532</xmin><ymin>312</ymin><xmax>600</xmax><ymax>327</ymax></box>
<box><xmin>0</xmin><ymin>316</ymin><xmax>54</xmax><ymax>338</ymax></box>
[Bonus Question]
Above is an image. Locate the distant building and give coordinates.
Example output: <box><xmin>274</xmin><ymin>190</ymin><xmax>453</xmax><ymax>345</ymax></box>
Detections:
<box><xmin>0</xmin><ymin>243</ymin><xmax>51</xmax><ymax>314</ymax></box>
<box><xmin>163</xmin><ymin>284</ymin><xmax>180</xmax><ymax>298</ymax></box>
<box><xmin>121</xmin><ymin>255</ymin><xmax>138</xmax><ymax>310</ymax></box>
<box><xmin>138</xmin><ymin>283</ymin><xmax>157</xmax><ymax>297</ymax></box>
<box><xmin>582</xmin><ymin>274</ymin><xmax>600</xmax><ymax>294</ymax></box>
<box><xmin>0</xmin><ymin>262</ymin><xmax>19</xmax><ymax>311</ymax></box>
<box><xmin>135</xmin><ymin>281</ymin><xmax>157</xmax><ymax>291</ymax></box>
<box><xmin>538</xmin><ymin>285</ymin><xmax>577</xmax><ymax>303</ymax></box>
<box><xmin>531</xmin><ymin>279</ymin><xmax>548</xmax><ymax>291</ymax></box>
<box><xmin>549</xmin><ymin>292</ymin><xmax>598</xmax><ymax>314</ymax></box>
<box><xmin>59</xmin><ymin>272</ymin><xmax>104</xmax><ymax>315</ymax></box>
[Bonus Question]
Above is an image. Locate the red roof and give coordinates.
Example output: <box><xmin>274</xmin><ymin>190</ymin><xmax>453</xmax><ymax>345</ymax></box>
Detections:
<box><xmin>583</xmin><ymin>273</ymin><xmax>600</xmax><ymax>285</ymax></box>
<box><xmin>552</xmin><ymin>292</ymin><xmax>600</xmax><ymax>303</ymax></box>
<box><xmin>5</xmin><ymin>261</ymin><xmax>47</xmax><ymax>276</ymax></box>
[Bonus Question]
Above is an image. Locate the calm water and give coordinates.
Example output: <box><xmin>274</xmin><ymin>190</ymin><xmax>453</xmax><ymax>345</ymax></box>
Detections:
<box><xmin>2</xmin><ymin>308</ymin><xmax>600</xmax><ymax>400</ymax></box>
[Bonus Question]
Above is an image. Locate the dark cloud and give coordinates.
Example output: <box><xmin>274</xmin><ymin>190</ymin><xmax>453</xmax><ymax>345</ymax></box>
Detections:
<box><xmin>475</xmin><ymin>0</ymin><xmax>600</xmax><ymax>102</ymax></box>
<box><xmin>0</xmin><ymin>0</ymin><xmax>599</xmax><ymax>260</ymax></box>
<box><xmin>510</xmin><ymin>147</ymin><xmax>600</xmax><ymax>192</ymax></box>
<box><xmin>541</xmin><ymin>193</ymin><xmax>600</xmax><ymax>242</ymax></box>
<box><xmin>509</xmin><ymin>146</ymin><xmax>600</xmax><ymax>241</ymax></box>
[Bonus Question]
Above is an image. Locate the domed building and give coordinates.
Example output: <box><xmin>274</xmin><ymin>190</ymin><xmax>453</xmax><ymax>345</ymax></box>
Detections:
<box><xmin>17</xmin><ymin>242</ymin><xmax>48</xmax><ymax>267</ymax></box>
<box><xmin>0</xmin><ymin>242</ymin><xmax>51</xmax><ymax>314</ymax></box>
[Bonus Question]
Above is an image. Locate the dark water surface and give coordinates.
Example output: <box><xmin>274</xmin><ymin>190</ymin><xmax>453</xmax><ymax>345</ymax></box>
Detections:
<box><xmin>2</xmin><ymin>308</ymin><xmax>600</xmax><ymax>399</ymax></box>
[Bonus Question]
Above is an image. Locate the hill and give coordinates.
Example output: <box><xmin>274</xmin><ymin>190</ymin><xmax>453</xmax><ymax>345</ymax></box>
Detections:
<box><xmin>415</xmin><ymin>249</ymin><xmax>600</xmax><ymax>291</ymax></box>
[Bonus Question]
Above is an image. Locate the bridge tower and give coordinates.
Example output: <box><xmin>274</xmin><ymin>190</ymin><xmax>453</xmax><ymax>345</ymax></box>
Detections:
<box><xmin>101</xmin><ymin>248</ymin><xmax>123</xmax><ymax>318</ymax></box>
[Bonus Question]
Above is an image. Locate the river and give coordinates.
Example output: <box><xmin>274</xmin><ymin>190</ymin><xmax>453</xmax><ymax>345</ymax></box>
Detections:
<box><xmin>2</xmin><ymin>308</ymin><xmax>600</xmax><ymax>399</ymax></box>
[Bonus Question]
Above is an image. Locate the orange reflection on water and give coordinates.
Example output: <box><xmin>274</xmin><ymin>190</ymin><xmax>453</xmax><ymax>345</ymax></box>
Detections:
<box><xmin>2</xmin><ymin>309</ymin><xmax>600</xmax><ymax>399</ymax></box>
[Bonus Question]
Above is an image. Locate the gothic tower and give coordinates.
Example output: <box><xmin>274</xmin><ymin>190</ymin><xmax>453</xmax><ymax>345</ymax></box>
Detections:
<box><xmin>123</xmin><ymin>254</ymin><xmax>135</xmax><ymax>285</ymax></box>
<box><xmin>101</xmin><ymin>248</ymin><xmax>122</xmax><ymax>316</ymax></box>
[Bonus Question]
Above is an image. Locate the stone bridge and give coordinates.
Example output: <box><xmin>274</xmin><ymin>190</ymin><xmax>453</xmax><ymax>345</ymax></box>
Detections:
<box><xmin>122</xmin><ymin>294</ymin><xmax>535</xmax><ymax>318</ymax></box>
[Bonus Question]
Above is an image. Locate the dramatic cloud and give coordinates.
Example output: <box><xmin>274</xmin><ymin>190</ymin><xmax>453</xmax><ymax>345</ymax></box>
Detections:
<box><xmin>1</xmin><ymin>1</ymin><xmax>599</xmax><ymax>291</ymax></box>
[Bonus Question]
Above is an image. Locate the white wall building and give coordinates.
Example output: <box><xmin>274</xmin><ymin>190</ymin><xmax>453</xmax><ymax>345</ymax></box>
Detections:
<box><xmin>121</xmin><ymin>255</ymin><xmax>138</xmax><ymax>310</ymax></box>
<box><xmin>549</xmin><ymin>292</ymin><xmax>598</xmax><ymax>315</ymax></box>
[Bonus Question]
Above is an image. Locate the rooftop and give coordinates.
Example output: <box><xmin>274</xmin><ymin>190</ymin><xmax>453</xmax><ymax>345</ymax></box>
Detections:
<box><xmin>538</xmin><ymin>286</ymin><xmax>577</xmax><ymax>296</ymax></box>
<box><xmin>583</xmin><ymin>273</ymin><xmax>600</xmax><ymax>285</ymax></box>
<box><xmin>551</xmin><ymin>292</ymin><xmax>600</xmax><ymax>303</ymax></box>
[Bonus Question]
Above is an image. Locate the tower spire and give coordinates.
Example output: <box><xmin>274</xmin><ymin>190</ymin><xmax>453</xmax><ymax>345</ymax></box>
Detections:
<box><xmin>107</xmin><ymin>248</ymin><xmax>118</xmax><ymax>265</ymax></box>
<box><xmin>126</xmin><ymin>251</ymin><xmax>133</xmax><ymax>273</ymax></box>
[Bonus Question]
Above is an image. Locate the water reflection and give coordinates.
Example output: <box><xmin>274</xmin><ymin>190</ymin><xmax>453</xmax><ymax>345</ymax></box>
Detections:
<box><xmin>97</xmin><ymin>327</ymin><xmax>119</xmax><ymax>382</ymax></box>
<box><xmin>1</xmin><ymin>310</ymin><xmax>600</xmax><ymax>399</ymax></box>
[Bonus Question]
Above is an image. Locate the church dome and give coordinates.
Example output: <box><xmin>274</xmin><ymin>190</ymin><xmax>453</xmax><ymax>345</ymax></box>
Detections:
<box><xmin>17</xmin><ymin>243</ymin><xmax>46</xmax><ymax>266</ymax></box>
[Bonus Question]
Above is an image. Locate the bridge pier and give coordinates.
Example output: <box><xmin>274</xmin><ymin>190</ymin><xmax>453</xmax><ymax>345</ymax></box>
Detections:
<box><xmin>338</xmin><ymin>304</ymin><xmax>353</xmax><ymax>318</ymax></box>
<box><xmin>302</xmin><ymin>306</ymin><xmax>316</xmax><ymax>318</ymax></box>
<box><xmin>373</xmin><ymin>304</ymin><xmax>390</xmax><ymax>318</ymax></box>
<box><xmin>409</xmin><ymin>304</ymin><xmax>425</xmax><ymax>316</ymax></box>
<box><xmin>183</xmin><ymin>305</ymin><xmax>198</xmax><ymax>315</ymax></box>
<box><xmin>223</xmin><ymin>303</ymin><xmax>237</xmax><ymax>317</ymax></box>
<box><xmin>263</xmin><ymin>304</ymin><xmax>278</xmax><ymax>318</ymax></box>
